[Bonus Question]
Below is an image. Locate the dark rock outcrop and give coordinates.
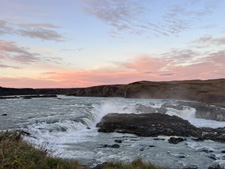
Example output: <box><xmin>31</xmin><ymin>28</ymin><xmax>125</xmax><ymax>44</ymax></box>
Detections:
<box><xmin>0</xmin><ymin>96</ymin><xmax>19</xmax><ymax>99</ymax></box>
<box><xmin>0</xmin><ymin>86</ymin><xmax>78</xmax><ymax>97</ymax></box>
<box><xmin>114</xmin><ymin>139</ymin><xmax>122</xmax><ymax>143</ymax></box>
<box><xmin>207</xmin><ymin>154</ymin><xmax>217</xmax><ymax>160</ymax></box>
<box><xmin>101</xmin><ymin>144</ymin><xmax>120</xmax><ymax>148</ymax></box>
<box><xmin>96</xmin><ymin>113</ymin><xmax>200</xmax><ymax>137</ymax></box>
<box><xmin>96</xmin><ymin>113</ymin><xmax>225</xmax><ymax>142</ymax></box>
<box><xmin>199</xmin><ymin>127</ymin><xmax>225</xmax><ymax>142</ymax></box>
<box><xmin>22</xmin><ymin>94</ymin><xmax>57</xmax><ymax>99</ymax></box>
<box><xmin>168</xmin><ymin>137</ymin><xmax>186</xmax><ymax>144</ymax></box>
<box><xmin>208</xmin><ymin>163</ymin><xmax>224</xmax><ymax>169</ymax></box>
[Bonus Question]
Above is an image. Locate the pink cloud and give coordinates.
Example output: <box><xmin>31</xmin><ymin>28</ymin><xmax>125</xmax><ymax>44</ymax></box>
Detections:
<box><xmin>1</xmin><ymin>49</ymin><xmax>225</xmax><ymax>88</ymax></box>
<box><xmin>0</xmin><ymin>40</ymin><xmax>39</xmax><ymax>63</ymax></box>
<box><xmin>0</xmin><ymin>53</ymin><xmax>5</xmax><ymax>59</ymax></box>
<box><xmin>165</xmin><ymin>51</ymin><xmax>225</xmax><ymax>80</ymax></box>
<box><xmin>120</xmin><ymin>55</ymin><xmax>170</xmax><ymax>72</ymax></box>
<box><xmin>0</xmin><ymin>40</ymin><xmax>62</xmax><ymax>66</ymax></box>
<box><xmin>0</xmin><ymin>77</ymin><xmax>65</xmax><ymax>89</ymax></box>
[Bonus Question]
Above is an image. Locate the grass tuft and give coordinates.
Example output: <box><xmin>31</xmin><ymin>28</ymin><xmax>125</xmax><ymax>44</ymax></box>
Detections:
<box><xmin>0</xmin><ymin>131</ymin><xmax>84</xmax><ymax>169</ymax></box>
<box><xmin>102</xmin><ymin>158</ymin><xmax>167</xmax><ymax>169</ymax></box>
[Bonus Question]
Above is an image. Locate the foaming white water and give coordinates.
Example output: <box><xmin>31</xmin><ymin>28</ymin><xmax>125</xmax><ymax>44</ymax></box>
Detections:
<box><xmin>91</xmin><ymin>101</ymin><xmax>137</xmax><ymax>127</ymax></box>
<box><xmin>1</xmin><ymin>96</ymin><xmax>225</xmax><ymax>168</ymax></box>
<box><xmin>187</xmin><ymin>118</ymin><xmax>225</xmax><ymax>128</ymax></box>
<box><xmin>166</xmin><ymin>107</ymin><xmax>196</xmax><ymax>119</ymax></box>
<box><xmin>166</xmin><ymin>106</ymin><xmax>225</xmax><ymax>128</ymax></box>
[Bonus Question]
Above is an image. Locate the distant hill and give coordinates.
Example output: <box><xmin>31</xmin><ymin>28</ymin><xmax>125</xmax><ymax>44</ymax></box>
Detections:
<box><xmin>1</xmin><ymin>79</ymin><xmax>225</xmax><ymax>107</ymax></box>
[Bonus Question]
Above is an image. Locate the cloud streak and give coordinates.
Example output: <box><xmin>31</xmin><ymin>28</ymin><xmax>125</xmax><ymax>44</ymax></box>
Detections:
<box><xmin>80</xmin><ymin>0</ymin><xmax>218</xmax><ymax>37</ymax></box>
<box><xmin>0</xmin><ymin>40</ymin><xmax>40</xmax><ymax>63</ymax></box>
<box><xmin>0</xmin><ymin>20</ymin><xmax>63</xmax><ymax>41</ymax></box>
<box><xmin>160</xmin><ymin>73</ymin><xmax>174</xmax><ymax>76</ymax></box>
<box><xmin>192</xmin><ymin>35</ymin><xmax>225</xmax><ymax>46</ymax></box>
<box><xmin>18</xmin><ymin>28</ymin><xmax>63</xmax><ymax>41</ymax></box>
<box><xmin>81</xmin><ymin>0</ymin><xmax>143</xmax><ymax>31</ymax></box>
<box><xmin>18</xmin><ymin>23</ymin><xmax>60</xmax><ymax>29</ymax></box>
<box><xmin>0</xmin><ymin>63</ymin><xmax>20</xmax><ymax>69</ymax></box>
<box><xmin>0</xmin><ymin>20</ymin><xmax>14</xmax><ymax>35</ymax></box>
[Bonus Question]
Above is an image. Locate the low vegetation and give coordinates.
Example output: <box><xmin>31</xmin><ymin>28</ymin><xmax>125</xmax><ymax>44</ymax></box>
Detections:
<box><xmin>0</xmin><ymin>131</ymin><xmax>84</xmax><ymax>169</ymax></box>
<box><xmin>0</xmin><ymin>131</ymin><xmax>166</xmax><ymax>169</ymax></box>
<box><xmin>102</xmin><ymin>158</ymin><xmax>167</xmax><ymax>169</ymax></box>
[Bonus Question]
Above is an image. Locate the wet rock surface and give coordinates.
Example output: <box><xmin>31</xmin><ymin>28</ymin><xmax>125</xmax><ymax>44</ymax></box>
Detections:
<box><xmin>96</xmin><ymin>113</ymin><xmax>200</xmax><ymax>137</ymax></box>
<box><xmin>0</xmin><ymin>96</ymin><xmax>19</xmax><ymax>99</ymax></box>
<box><xmin>22</xmin><ymin>94</ymin><xmax>57</xmax><ymax>99</ymax></box>
<box><xmin>168</xmin><ymin>137</ymin><xmax>186</xmax><ymax>144</ymax></box>
<box><xmin>97</xmin><ymin>113</ymin><xmax>225</xmax><ymax>142</ymax></box>
<box><xmin>100</xmin><ymin>144</ymin><xmax>120</xmax><ymax>148</ymax></box>
<box><xmin>208</xmin><ymin>163</ymin><xmax>224</xmax><ymax>169</ymax></box>
<box><xmin>114</xmin><ymin>139</ymin><xmax>122</xmax><ymax>143</ymax></box>
<box><xmin>199</xmin><ymin>127</ymin><xmax>225</xmax><ymax>142</ymax></box>
<box><xmin>207</xmin><ymin>154</ymin><xmax>217</xmax><ymax>160</ymax></box>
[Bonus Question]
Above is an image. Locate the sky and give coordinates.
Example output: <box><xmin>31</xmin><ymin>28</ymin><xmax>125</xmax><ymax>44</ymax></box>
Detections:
<box><xmin>0</xmin><ymin>0</ymin><xmax>225</xmax><ymax>88</ymax></box>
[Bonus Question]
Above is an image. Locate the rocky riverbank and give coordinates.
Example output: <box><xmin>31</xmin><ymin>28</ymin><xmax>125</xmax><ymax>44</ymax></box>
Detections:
<box><xmin>1</xmin><ymin>79</ymin><xmax>225</xmax><ymax>107</ymax></box>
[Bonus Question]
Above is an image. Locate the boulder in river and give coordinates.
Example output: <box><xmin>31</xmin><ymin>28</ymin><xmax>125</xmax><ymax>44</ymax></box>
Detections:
<box><xmin>208</xmin><ymin>163</ymin><xmax>224</xmax><ymax>169</ymax></box>
<box><xmin>168</xmin><ymin>137</ymin><xmax>186</xmax><ymax>144</ymax></box>
<box><xmin>101</xmin><ymin>144</ymin><xmax>120</xmax><ymax>148</ymax></box>
<box><xmin>96</xmin><ymin>113</ymin><xmax>200</xmax><ymax>137</ymax></box>
<box><xmin>96</xmin><ymin>113</ymin><xmax>225</xmax><ymax>142</ymax></box>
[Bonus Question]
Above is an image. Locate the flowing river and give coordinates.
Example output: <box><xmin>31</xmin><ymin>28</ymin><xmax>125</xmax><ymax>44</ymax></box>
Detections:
<box><xmin>0</xmin><ymin>95</ymin><xmax>225</xmax><ymax>168</ymax></box>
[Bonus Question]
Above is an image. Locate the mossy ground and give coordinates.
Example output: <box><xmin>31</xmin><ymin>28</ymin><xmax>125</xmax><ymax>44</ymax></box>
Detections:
<box><xmin>0</xmin><ymin>131</ymin><xmax>166</xmax><ymax>169</ymax></box>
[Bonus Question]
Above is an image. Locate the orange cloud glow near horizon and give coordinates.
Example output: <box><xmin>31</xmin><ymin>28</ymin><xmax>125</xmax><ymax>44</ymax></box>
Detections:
<box><xmin>1</xmin><ymin>51</ymin><xmax>225</xmax><ymax>88</ymax></box>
